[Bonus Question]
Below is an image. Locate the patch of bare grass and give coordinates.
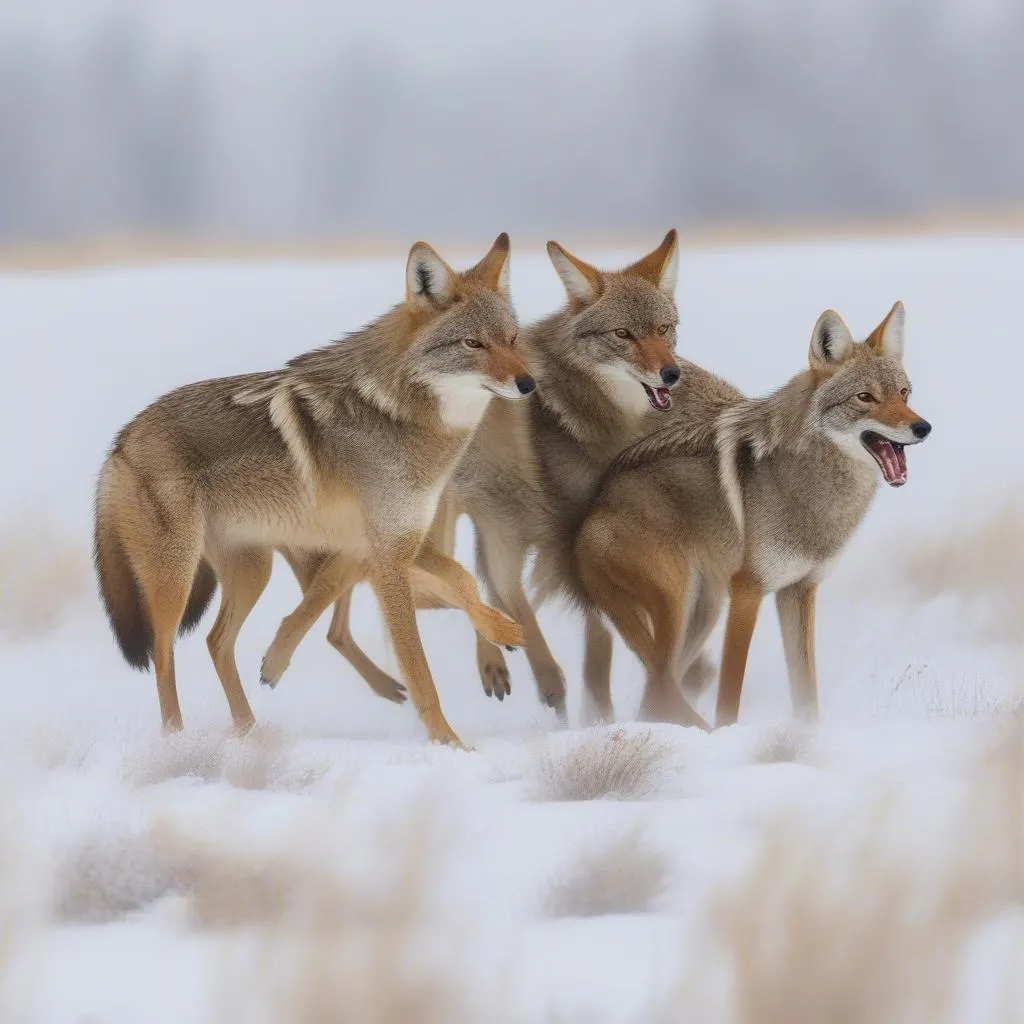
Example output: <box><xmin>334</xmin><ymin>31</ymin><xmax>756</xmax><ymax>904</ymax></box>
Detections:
<box><xmin>532</xmin><ymin>727</ymin><xmax>675</xmax><ymax>802</ymax></box>
<box><xmin>545</xmin><ymin>827</ymin><xmax>669</xmax><ymax>918</ymax></box>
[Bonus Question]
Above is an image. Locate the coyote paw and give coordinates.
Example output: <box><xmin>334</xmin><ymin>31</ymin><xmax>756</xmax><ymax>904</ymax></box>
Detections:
<box><xmin>426</xmin><ymin>721</ymin><xmax>470</xmax><ymax>750</ymax></box>
<box><xmin>480</xmin><ymin>659</ymin><xmax>511</xmax><ymax>701</ymax></box>
<box><xmin>367</xmin><ymin>675</ymin><xmax>408</xmax><ymax>705</ymax></box>
<box><xmin>231</xmin><ymin>713</ymin><xmax>257</xmax><ymax>736</ymax></box>
<box><xmin>534</xmin><ymin>667</ymin><xmax>567</xmax><ymax>722</ymax></box>
<box><xmin>477</xmin><ymin>608</ymin><xmax>525</xmax><ymax>650</ymax></box>
<box><xmin>259</xmin><ymin>644</ymin><xmax>290</xmax><ymax>689</ymax></box>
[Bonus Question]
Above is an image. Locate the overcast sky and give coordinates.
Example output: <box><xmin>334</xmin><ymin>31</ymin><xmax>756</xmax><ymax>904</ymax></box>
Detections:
<box><xmin>0</xmin><ymin>0</ymin><xmax>703</xmax><ymax>69</ymax></box>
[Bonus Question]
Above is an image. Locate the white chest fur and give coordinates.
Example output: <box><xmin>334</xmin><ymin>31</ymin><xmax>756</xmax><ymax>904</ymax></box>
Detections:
<box><xmin>595</xmin><ymin>365</ymin><xmax>651</xmax><ymax>419</ymax></box>
<box><xmin>430</xmin><ymin>374</ymin><xmax>493</xmax><ymax>431</ymax></box>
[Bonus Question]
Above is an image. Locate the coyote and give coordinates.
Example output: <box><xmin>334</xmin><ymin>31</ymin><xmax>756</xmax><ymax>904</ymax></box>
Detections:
<box><xmin>94</xmin><ymin>235</ymin><xmax>531</xmax><ymax>746</ymax></box>
<box><xmin>287</xmin><ymin>232</ymin><xmax>705</xmax><ymax>723</ymax></box>
<box><xmin>571</xmin><ymin>301</ymin><xmax>931</xmax><ymax>727</ymax></box>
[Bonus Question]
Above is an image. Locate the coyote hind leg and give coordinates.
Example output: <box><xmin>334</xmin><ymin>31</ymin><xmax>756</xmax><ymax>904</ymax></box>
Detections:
<box><xmin>205</xmin><ymin>546</ymin><xmax>272</xmax><ymax>731</ymax></box>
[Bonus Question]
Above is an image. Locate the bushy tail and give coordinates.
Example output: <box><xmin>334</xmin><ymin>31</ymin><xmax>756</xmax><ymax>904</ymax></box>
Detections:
<box><xmin>93</xmin><ymin>495</ymin><xmax>153</xmax><ymax>670</ymax></box>
<box><xmin>93</xmin><ymin>463</ymin><xmax>217</xmax><ymax>670</ymax></box>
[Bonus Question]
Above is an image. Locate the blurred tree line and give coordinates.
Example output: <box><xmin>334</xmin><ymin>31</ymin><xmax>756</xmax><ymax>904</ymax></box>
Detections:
<box><xmin>1</xmin><ymin>0</ymin><xmax>1022</xmax><ymax>245</ymax></box>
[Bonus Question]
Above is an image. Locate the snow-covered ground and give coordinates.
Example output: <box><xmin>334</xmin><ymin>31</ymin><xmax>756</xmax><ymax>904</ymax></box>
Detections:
<box><xmin>0</xmin><ymin>236</ymin><xmax>1021</xmax><ymax>1021</ymax></box>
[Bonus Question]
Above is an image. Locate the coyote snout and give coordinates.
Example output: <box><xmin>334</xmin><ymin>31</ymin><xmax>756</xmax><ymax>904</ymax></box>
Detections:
<box><xmin>629</xmin><ymin>337</ymin><xmax>682</xmax><ymax>411</ymax></box>
<box><xmin>481</xmin><ymin>339</ymin><xmax>535</xmax><ymax>400</ymax></box>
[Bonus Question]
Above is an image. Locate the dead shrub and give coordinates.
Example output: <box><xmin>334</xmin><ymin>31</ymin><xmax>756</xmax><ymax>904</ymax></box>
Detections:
<box><xmin>532</xmin><ymin>727</ymin><xmax>674</xmax><ymax>802</ymax></box>
<box><xmin>546</xmin><ymin>827</ymin><xmax>669</xmax><ymax>918</ymax></box>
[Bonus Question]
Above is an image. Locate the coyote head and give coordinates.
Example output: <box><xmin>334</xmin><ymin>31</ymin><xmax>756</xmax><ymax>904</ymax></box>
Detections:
<box><xmin>546</xmin><ymin>231</ymin><xmax>682</xmax><ymax>414</ymax></box>
<box><xmin>809</xmin><ymin>301</ymin><xmax>931</xmax><ymax>487</ymax></box>
<box><xmin>404</xmin><ymin>234</ymin><xmax>534</xmax><ymax>427</ymax></box>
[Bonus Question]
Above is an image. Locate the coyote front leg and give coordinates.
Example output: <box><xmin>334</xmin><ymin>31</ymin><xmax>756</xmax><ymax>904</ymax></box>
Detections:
<box><xmin>411</xmin><ymin>539</ymin><xmax>525</xmax><ymax>651</ymax></box>
<box><xmin>371</xmin><ymin>534</ymin><xmax>463</xmax><ymax>747</ymax></box>
<box><xmin>775</xmin><ymin>582</ymin><xmax>819</xmax><ymax>721</ymax></box>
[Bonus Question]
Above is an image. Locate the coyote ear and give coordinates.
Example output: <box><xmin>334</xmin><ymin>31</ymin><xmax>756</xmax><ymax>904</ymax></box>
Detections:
<box><xmin>546</xmin><ymin>241</ymin><xmax>603</xmax><ymax>305</ymax></box>
<box><xmin>464</xmin><ymin>232</ymin><xmax>510</xmax><ymax>296</ymax></box>
<box><xmin>866</xmin><ymin>301</ymin><xmax>905</xmax><ymax>363</ymax></box>
<box><xmin>626</xmin><ymin>229</ymin><xmax>679</xmax><ymax>297</ymax></box>
<box><xmin>406</xmin><ymin>242</ymin><xmax>458</xmax><ymax>311</ymax></box>
<box><xmin>809</xmin><ymin>309</ymin><xmax>855</xmax><ymax>371</ymax></box>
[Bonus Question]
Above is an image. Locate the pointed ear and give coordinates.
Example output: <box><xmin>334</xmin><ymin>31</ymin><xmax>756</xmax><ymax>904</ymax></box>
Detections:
<box><xmin>866</xmin><ymin>301</ymin><xmax>905</xmax><ymax>362</ymax></box>
<box><xmin>625</xmin><ymin>229</ymin><xmax>679</xmax><ymax>297</ymax></box>
<box><xmin>546</xmin><ymin>240</ymin><xmax>603</xmax><ymax>305</ymax></box>
<box><xmin>406</xmin><ymin>242</ymin><xmax>458</xmax><ymax>311</ymax></box>
<box><xmin>463</xmin><ymin>232</ymin><xmax>510</xmax><ymax>295</ymax></box>
<box><xmin>809</xmin><ymin>309</ymin><xmax>855</xmax><ymax>371</ymax></box>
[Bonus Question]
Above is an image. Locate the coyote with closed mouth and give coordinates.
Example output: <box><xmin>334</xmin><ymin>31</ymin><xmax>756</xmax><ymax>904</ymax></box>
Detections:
<box><xmin>94</xmin><ymin>235</ymin><xmax>530</xmax><ymax>746</ymax></box>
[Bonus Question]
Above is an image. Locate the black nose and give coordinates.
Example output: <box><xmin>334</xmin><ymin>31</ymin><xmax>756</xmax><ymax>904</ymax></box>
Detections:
<box><xmin>660</xmin><ymin>365</ymin><xmax>681</xmax><ymax>387</ymax></box>
<box><xmin>911</xmin><ymin>419</ymin><xmax>931</xmax><ymax>440</ymax></box>
<box><xmin>515</xmin><ymin>374</ymin><xmax>536</xmax><ymax>396</ymax></box>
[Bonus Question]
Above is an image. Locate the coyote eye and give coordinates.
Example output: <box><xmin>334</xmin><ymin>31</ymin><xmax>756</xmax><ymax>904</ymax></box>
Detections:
<box><xmin>508</xmin><ymin>332</ymin><xmax>518</xmax><ymax>347</ymax></box>
<box><xmin>856</xmin><ymin>392</ymin><xmax>876</xmax><ymax>403</ymax></box>
<box><xmin>657</xmin><ymin>324</ymin><xmax>672</xmax><ymax>336</ymax></box>
<box><xmin>614</xmin><ymin>328</ymin><xmax>632</xmax><ymax>340</ymax></box>
<box><xmin>900</xmin><ymin>387</ymin><xmax>910</xmax><ymax>400</ymax></box>
<box><xmin>462</xmin><ymin>338</ymin><xmax>483</xmax><ymax>349</ymax></box>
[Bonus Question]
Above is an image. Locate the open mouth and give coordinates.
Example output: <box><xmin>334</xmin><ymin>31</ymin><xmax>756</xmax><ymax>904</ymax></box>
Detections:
<box><xmin>642</xmin><ymin>383</ymin><xmax>673</xmax><ymax>411</ymax></box>
<box><xmin>861</xmin><ymin>431</ymin><xmax>908</xmax><ymax>487</ymax></box>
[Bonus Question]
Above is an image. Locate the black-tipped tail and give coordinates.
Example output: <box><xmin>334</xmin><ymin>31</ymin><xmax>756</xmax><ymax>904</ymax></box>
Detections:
<box><xmin>93</xmin><ymin>508</ymin><xmax>152</xmax><ymax>671</ymax></box>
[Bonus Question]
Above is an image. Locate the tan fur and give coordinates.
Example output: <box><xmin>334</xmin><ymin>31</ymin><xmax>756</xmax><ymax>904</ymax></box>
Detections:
<box><xmin>93</xmin><ymin>235</ymin><xmax>530</xmax><ymax>746</ymax></box>
<box><xmin>302</xmin><ymin>233</ymin><xmax>699</xmax><ymax>723</ymax></box>
<box><xmin>571</xmin><ymin>301</ymin><xmax>931</xmax><ymax>728</ymax></box>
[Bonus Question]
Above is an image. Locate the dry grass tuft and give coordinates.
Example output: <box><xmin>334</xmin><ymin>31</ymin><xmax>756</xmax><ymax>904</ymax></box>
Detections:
<box><xmin>750</xmin><ymin>724</ymin><xmax>810</xmax><ymax>765</ymax></box>
<box><xmin>545</xmin><ymin>827</ymin><xmax>670</xmax><ymax>918</ymax></box>
<box><xmin>124</xmin><ymin>730</ymin><xmax>226</xmax><ymax>785</ymax></box>
<box><xmin>51</xmin><ymin>792</ymin><xmax>502</xmax><ymax>1021</ymax></box>
<box><xmin>54</xmin><ymin>821</ymin><xmax>173</xmax><ymax>922</ymax></box>
<box><xmin>532</xmin><ymin>728</ymin><xmax>675</xmax><ymax>802</ymax></box>
<box><xmin>697</xmin><ymin>715</ymin><xmax>1024</xmax><ymax>1024</ymax></box>
<box><xmin>197</xmin><ymin>801</ymin><xmax>500</xmax><ymax>1024</ymax></box>
<box><xmin>219</xmin><ymin>726</ymin><xmax>330</xmax><ymax>793</ymax></box>
<box><xmin>901</xmin><ymin>500</ymin><xmax>1024</xmax><ymax>645</ymax></box>
<box><xmin>121</xmin><ymin>727</ymin><xmax>328</xmax><ymax>792</ymax></box>
<box><xmin>0</xmin><ymin>517</ymin><xmax>87</xmax><ymax>640</ymax></box>
<box><xmin>226</xmin><ymin>932</ymin><xmax>486</xmax><ymax>1024</ymax></box>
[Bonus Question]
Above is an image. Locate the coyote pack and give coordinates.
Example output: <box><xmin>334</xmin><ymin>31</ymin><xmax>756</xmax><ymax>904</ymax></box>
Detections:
<box><xmin>94</xmin><ymin>229</ymin><xmax>929</xmax><ymax>740</ymax></box>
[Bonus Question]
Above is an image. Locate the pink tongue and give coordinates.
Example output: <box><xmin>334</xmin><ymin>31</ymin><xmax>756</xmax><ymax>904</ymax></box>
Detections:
<box><xmin>652</xmin><ymin>387</ymin><xmax>670</xmax><ymax>410</ymax></box>
<box><xmin>875</xmin><ymin>439</ymin><xmax>907</xmax><ymax>486</ymax></box>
